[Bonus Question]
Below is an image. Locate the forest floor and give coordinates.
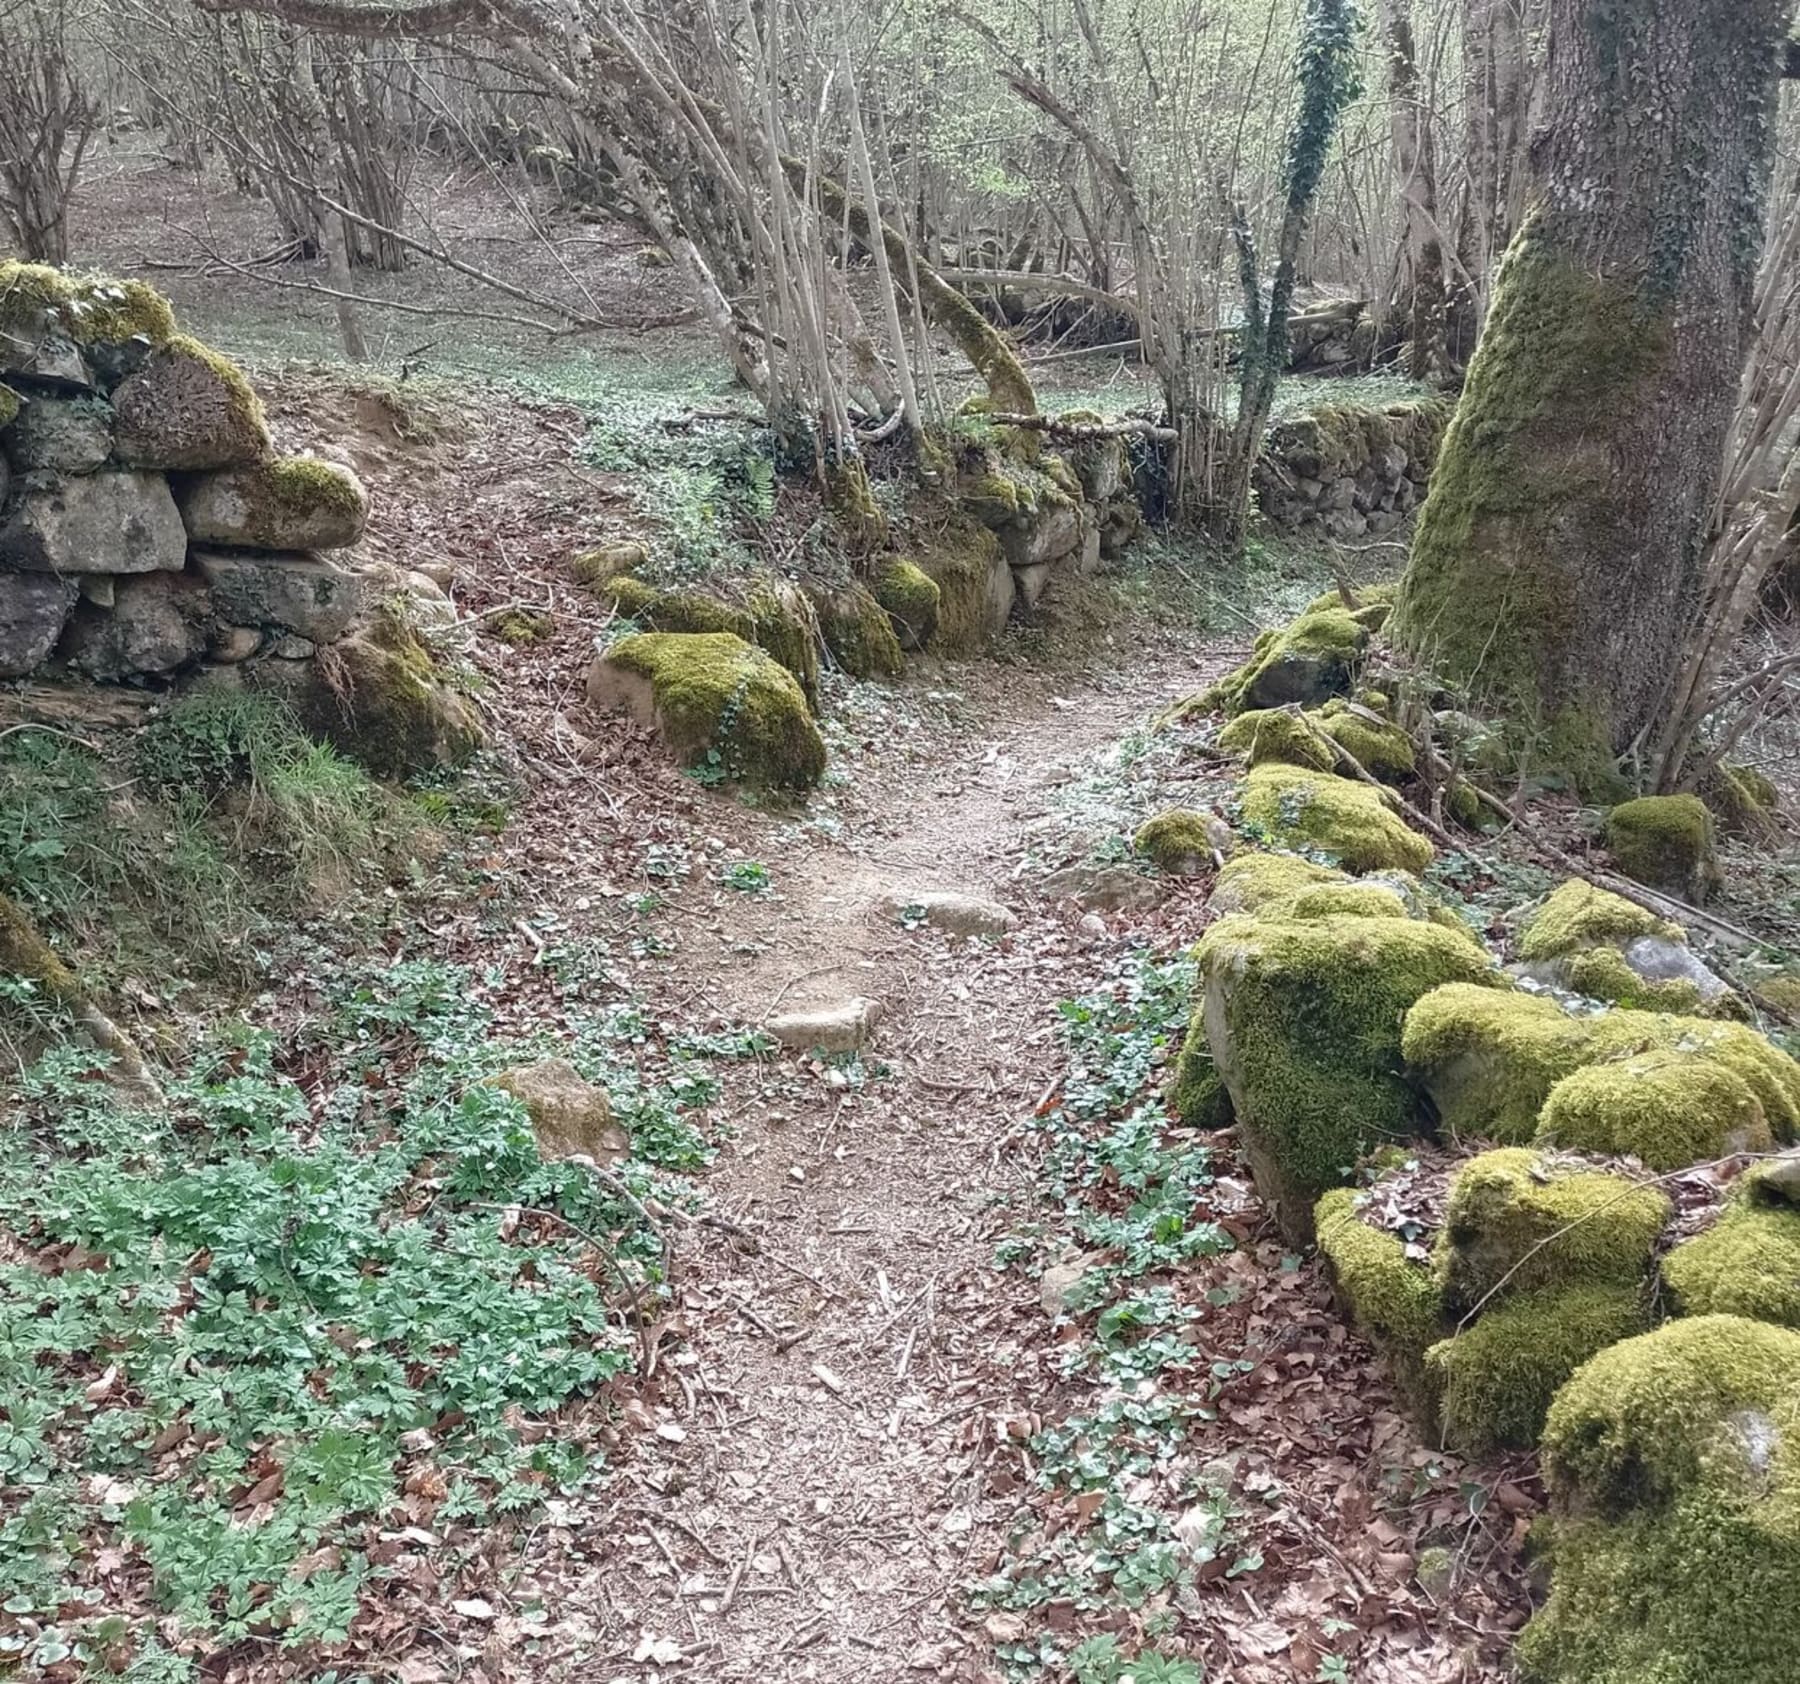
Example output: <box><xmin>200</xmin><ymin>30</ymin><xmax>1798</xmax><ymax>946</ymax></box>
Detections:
<box><xmin>17</xmin><ymin>147</ymin><xmax>1794</xmax><ymax>1684</ymax></box>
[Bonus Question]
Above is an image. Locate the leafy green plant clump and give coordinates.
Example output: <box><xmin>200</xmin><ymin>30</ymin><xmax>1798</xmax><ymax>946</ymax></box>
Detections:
<box><xmin>1196</xmin><ymin>912</ymin><xmax>1495</xmax><ymax>1240</ymax></box>
<box><xmin>1239</xmin><ymin>762</ymin><xmax>1433</xmax><ymax>874</ymax></box>
<box><xmin>1519</xmin><ymin>1316</ymin><xmax>1800</xmax><ymax>1684</ymax></box>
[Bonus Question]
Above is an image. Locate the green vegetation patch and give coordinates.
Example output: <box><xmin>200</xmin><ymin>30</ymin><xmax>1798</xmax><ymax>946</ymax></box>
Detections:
<box><xmin>1519</xmin><ymin>880</ymin><xmax>1682</xmax><ymax>961</ymax></box>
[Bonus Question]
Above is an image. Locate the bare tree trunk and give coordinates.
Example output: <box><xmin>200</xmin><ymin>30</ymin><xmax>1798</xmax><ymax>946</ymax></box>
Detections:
<box><xmin>1382</xmin><ymin>0</ymin><xmax>1452</xmax><ymax>385</ymax></box>
<box><xmin>1460</xmin><ymin>0</ymin><xmax>1542</xmax><ymax>331</ymax></box>
<box><xmin>1393</xmin><ymin>0</ymin><xmax>1790</xmax><ymax>775</ymax></box>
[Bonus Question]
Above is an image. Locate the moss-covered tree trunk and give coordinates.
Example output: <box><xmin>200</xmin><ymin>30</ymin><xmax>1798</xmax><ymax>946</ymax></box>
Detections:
<box><xmin>1392</xmin><ymin>0</ymin><xmax>1790</xmax><ymax>766</ymax></box>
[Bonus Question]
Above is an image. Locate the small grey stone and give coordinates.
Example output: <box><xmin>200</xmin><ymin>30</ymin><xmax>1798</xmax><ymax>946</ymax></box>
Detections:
<box><xmin>269</xmin><ymin>633</ymin><xmax>316</xmax><ymax>659</ymax></box>
<box><xmin>1041</xmin><ymin>863</ymin><xmax>1166</xmax><ymax>912</ymax></box>
<box><xmin>78</xmin><ymin>575</ymin><xmax>115</xmax><ymax>607</ymax></box>
<box><xmin>209</xmin><ymin>625</ymin><xmax>263</xmax><ymax>663</ymax></box>
<box><xmin>884</xmin><ymin>889</ymin><xmax>1015</xmax><ymax>938</ymax></box>
<box><xmin>765</xmin><ymin>997</ymin><xmax>881</xmax><ymax>1053</ymax></box>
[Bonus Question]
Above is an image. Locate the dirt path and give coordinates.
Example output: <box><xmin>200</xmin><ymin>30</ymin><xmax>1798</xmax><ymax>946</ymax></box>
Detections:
<box><xmin>503</xmin><ymin>640</ymin><xmax>1220</xmax><ymax>1681</ymax></box>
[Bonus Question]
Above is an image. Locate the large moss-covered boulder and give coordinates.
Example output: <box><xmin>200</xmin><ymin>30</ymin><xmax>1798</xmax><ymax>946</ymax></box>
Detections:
<box><xmin>1426</xmin><ymin>1281</ymin><xmax>1648</xmax><ymax>1457</ymax></box>
<box><xmin>1663</xmin><ymin>1161</ymin><xmax>1800</xmax><ymax>1328</ymax></box>
<box><xmin>1402</xmin><ymin>983</ymin><xmax>1800</xmax><ymax>1144</ymax></box>
<box><xmin>602</xmin><ymin>575</ymin><xmax>820</xmax><ymax>704</ymax></box>
<box><xmin>177</xmin><ymin>456</ymin><xmax>369</xmax><ymax>552</ymax></box>
<box><xmin>588</xmin><ymin>631</ymin><xmax>825</xmax><ymax>791</ymax></box>
<box><xmin>1605</xmin><ymin>795</ymin><xmax>1722</xmax><ymax>905</ymax></box>
<box><xmin>1217</xmin><ymin>707</ymin><xmax>1336</xmax><ymax>771</ymax></box>
<box><xmin>1202</xmin><ymin>607</ymin><xmax>1369</xmax><ymax>714</ymax></box>
<box><xmin>1316</xmin><ymin>1186</ymin><xmax>1446</xmax><ymax>1419</ymax></box>
<box><xmin>1518</xmin><ymin>1316</ymin><xmax>1800</xmax><ymax>1684</ymax></box>
<box><xmin>1315</xmin><ymin>698</ymin><xmax>1415</xmax><ymax>779</ymax></box>
<box><xmin>1516</xmin><ymin>880</ymin><xmax>1735</xmax><ymax>1014</ymax></box>
<box><xmin>1537</xmin><ymin>1050</ymin><xmax>1773</xmax><ymax>1170</ymax></box>
<box><xmin>806</xmin><ymin>581</ymin><xmax>905</xmax><ymax>679</ymax></box>
<box><xmin>1240</xmin><ymin>763</ymin><xmax>1433</xmax><ymax>873</ymax></box>
<box><xmin>112</xmin><ymin>335</ymin><xmax>271</xmax><ymax>470</ymax></box>
<box><xmin>1196</xmin><ymin>912</ymin><xmax>1496</xmax><ymax>1241</ymax></box>
<box><xmin>1433</xmin><ymin>1147</ymin><xmax>1669</xmax><ymax>1319</ymax></box>
<box><xmin>1208</xmin><ymin>850</ymin><xmax>1345</xmax><ymax>915</ymax></box>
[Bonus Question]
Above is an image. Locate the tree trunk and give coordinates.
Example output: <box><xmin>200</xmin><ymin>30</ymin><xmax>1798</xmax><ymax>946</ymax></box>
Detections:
<box><xmin>1382</xmin><ymin>0</ymin><xmax>1452</xmax><ymax>385</ymax></box>
<box><xmin>1392</xmin><ymin>0</ymin><xmax>1790</xmax><ymax>774</ymax></box>
<box><xmin>1460</xmin><ymin>0</ymin><xmax>1542</xmax><ymax>326</ymax></box>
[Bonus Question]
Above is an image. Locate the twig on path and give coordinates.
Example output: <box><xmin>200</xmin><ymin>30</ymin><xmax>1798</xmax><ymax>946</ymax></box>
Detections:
<box><xmin>720</xmin><ymin>1529</ymin><xmax>760</xmax><ymax>1614</ymax></box>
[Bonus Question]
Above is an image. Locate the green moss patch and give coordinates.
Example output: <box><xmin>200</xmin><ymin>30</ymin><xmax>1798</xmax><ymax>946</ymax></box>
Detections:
<box><xmin>1240</xmin><ymin>763</ymin><xmax>1433</xmax><ymax>874</ymax></box>
<box><xmin>873</xmin><ymin>559</ymin><xmax>941</xmax><ymax>649</ymax></box>
<box><xmin>1209</xmin><ymin>851</ymin><xmax>1346</xmax><ymax>916</ymax></box>
<box><xmin>1316</xmin><ymin>1186</ymin><xmax>1446</xmax><ymax>1419</ymax></box>
<box><xmin>1537</xmin><ymin>1050</ymin><xmax>1773</xmax><ymax>1171</ymax></box>
<box><xmin>1521</xmin><ymin>1315</ymin><xmax>1800</xmax><ymax>1684</ymax></box>
<box><xmin>1218</xmin><ymin>708</ymin><xmax>1336</xmax><ymax>772</ymax></box>
<box><xmin>806</xmin><ymin>582</ymin><xmax>905</xmax><ymax>680</ymax></box>
<box><xmin>1196</xmin><ymin>913</ymin><xmax>1496</xmax><ymax>1240</ymax></box>
<box><xmin>1166</xmin><ymin>1029</ymin><xmax>1233</xmax><ymax>1129</ymax></box>
<box><xmin>1605</xmin><ymin>795</ymin><xmax>1722</xmax><ymax>904</ymax></box>
<box><xmin>1663</xmin><ymin>1164</ymin><xmax>1800</xmax><ymax>1328</ymax></box>
<box><xmin>1402</xmin><ymin>984</ymin><xmax>1800</xmax><ymax>1144</ymax></box>
<box><xmin>602</xmin><ymin>576</ymin><xmax>820</xmax><ymax>704</ymax></box>
<box><xmin>1434</xmin><ymin>1147</ymin><xmax>1669</xmax><ymax>1319</ymax></box>
<box><xmin>1428</xmin><ymin>1281</ymin><xmax>1648</xmax><ymax>1456</ymax></box>
<box><xmin>1519</xmin><ymin>881</ymin><xmax>1681</xmax><ymax>962</ymax></box>
<box><xmin>1133</xmin><ymin>809</ymin><xmax>1222</xmax><ymax>875</ymax></box>
<box><xmin>0</xmin><ymin>261</ymin><xmax>177</xmax><ymax>352</ymax></box>
<box><xmin>1316</xmin><ymin>699</ymin><xmax>1416</xmax><ymax>779</ymax></box>
<box><xmin>910</xmin><ymin>515</ymin><xmax>1007</xmax><ymax>653</ymax></box>
<box><xmin>595</xmin><ymin>631</ymin><xmax>826</xmax><ymax>791</ymax></box>
<box><xmin>1201</xmin><ymin>608</ymin><xmax>1369</xmax><ymax>716</ymax></box>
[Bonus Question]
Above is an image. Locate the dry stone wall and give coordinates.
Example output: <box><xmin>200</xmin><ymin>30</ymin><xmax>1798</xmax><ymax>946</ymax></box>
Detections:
<box><xmin>0</xmin><ymin>265</ymin><xmax>370</xmax><ymax>686</ymax></box>
<box><xmin>1252</xmin><ymin>397</ymin><xmax>1449</xmax><ymax>540</ymax></box>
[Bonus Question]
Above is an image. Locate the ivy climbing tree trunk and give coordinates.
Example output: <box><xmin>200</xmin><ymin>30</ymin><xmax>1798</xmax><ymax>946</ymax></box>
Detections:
<box><xmin>1391</xmin><ymin>0</ymin><xmax>1792</xmax><ymax>773</ymax></box>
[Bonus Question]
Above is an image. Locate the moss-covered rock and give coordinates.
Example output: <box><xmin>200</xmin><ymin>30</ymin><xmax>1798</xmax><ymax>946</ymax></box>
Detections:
<box><xmin>602</xmin><ymin>576</ymin><xmax>820</xmax><ymax>705</ymax></box>
<box><xmin>1402</xmin><ymin>983</ymin><xmax>1800</xmax><ymax>1144</ymax></box>
<box><xmin>1201</xmin><ymin>607</ymin><xmax>1370</xmax><ymax>715</ymax></box>
<box><xmin>587</xmin><ymin>631</ymin><xmax>826</xmax><ymax>791</ymax></box>
<box><xmin>1133</xmin><ymin>808</ymin><xmax>1226</xmax><ymax>876</ymax></box>
<box><xmin>1240</xmin><ymin>763</ymin><xmax>1433</xmax><ymax>874</ymax></box>
<box><xmin>873</xmin><ymin>559</ymin><xmax>941</xmax><ymax>650</ymax></box>
<box><xmin>112</xmin><ymin>334</ymin><xmax>271</xmax><ymax>470</ymax></box>
<box><xmin>177</xmin><ymin>455</ymin><xmax>369</xmax><ymax>552</ymax></box>
<box><xmin>1605</xmin><ymin>795</ymin><xmax>1722</xmax><ymax>905</ymax></box>
<box><xmin>806</xmin><ymin>581</ymin><xmax>905</xmax><ymax>679</ymax></box>
<box><xmin>911</xmin><ymin>516</ymin><xmax>1013</xmax><ymax>651</ymax></box>
<box><xmin>0</xmin><ymin>262</ymin><xmax>176</xmax><ymax>361</ymax></box>
<box><xmin>1662</xmin><ymin>1162</ymin><xmax>1800</xmax><ymax>1327</ymax></box>
<box><xmin>1196</xmin><ymin>913</ymin><xmax>1497</xmax><ymax>1241</ymax></box>
<box><xmin>1316</xmin><ymin>1186</ymin><xmax>1446</xmax><ymax>1419</ymax></box>
<box><xmin>1217</xmin><ymin>707</ymin><xmax>1337</xmax><ymax>772</ymax></box>
<box><xmin>571</xmin><ymin>540</ymin><xmax>647</xmax><ymax>585</ymax></box>
<box><xmin>0</xmin><ymin>384</ymin><xmax>20</xmax><ymax>430</ymax></box>
<box><xmin>1434</xmin><ymin>1148</ymin><xmax>1670</xmax><ymax>1320</ymax></box>
<box><xmin>1208</xmin><ymin>851</ymin><xmax>1345</xmax><ymax>915</ymax></box>
<box><xmin>1537</xmin><ymin>1050</ymin><xmax>1773</xmax><ymax>1171</ymax></box>
<box><xmin>1166</xmin><ymin>1029</ymin><xmax>1233</xmax><ymax>1129</ymax></box>
<box><xmin>1519</xmin><ymin>1315</ymin><xmax>1800</xmax><ymax>1684</ymax></box>
<box><xmin>1702</xmin><ymin>762</ymin><xmax>1781</xmax><ymax>839</ymax></box>
<box><xmin>1427</xmin><ymin>1281</ymin><xmax>1649</xmax><ymax>1456</ymax></box>
<box><xmin>1316</xmin><ymin>698</ymin><xmax>1416</xmax><ymax>779</ymax></box>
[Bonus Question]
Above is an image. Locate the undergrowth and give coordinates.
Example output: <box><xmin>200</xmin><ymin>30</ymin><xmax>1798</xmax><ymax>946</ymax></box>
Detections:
<box><xmin>975</xmin><ymin>951</ymin><xmax>1250</xmax><ymax>1680</ymax></box>
<box><xmin>0</xmin><ymin>953</ymin><xmax>715</xmax><ymax>1677</ymax></box>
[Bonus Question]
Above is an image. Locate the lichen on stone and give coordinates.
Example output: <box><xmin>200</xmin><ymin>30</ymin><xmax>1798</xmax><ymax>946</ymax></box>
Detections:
<box><xmin>1433</xmin><ymin>1147</ymin><xmax>1670</xmax><ymax>1320</ymax></box>
<box><xmin>1427</xmin><ymin>1281</ymin><xmax>1648</xmax><ymax>1456</ymax></box>
<box><xmin>1240</xmin><ymin>762</ymin><xmax>1433</xmax><ymax>874</ymax></box>
<box><xmin>1536</xmin><ymin>1050</ymin><xmax>1773</xmax><ymax>1171</ymax></box>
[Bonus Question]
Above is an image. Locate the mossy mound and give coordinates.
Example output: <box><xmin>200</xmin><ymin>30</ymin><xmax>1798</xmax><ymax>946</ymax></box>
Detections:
<box><xmin>1702</xmin><ymin>762</ymin><xmax>1780</xmax><ymax>839</ymax></box>
<box><xmin>1401</xmin><ymin>984</ymin><xmax>1800</xmax><ymax>1144</ymax></box>
<box><xmin>1196</xmin><ymin>913</ymin><xmax>1496</xmax><ymax>1241</ymax></box>
<box><xmin>1427</xmin><ymin>1281</ymin><xmax>1649</xmax><ymax>1456</ymax></box>
<box><xmin>178</xmin><ymin>455</ymin><xmax>369</xmax><ymax>552</ymax></box>
<box><xmin>0</xmin><ymin>386</ymin><xmax>20</xmax><ymax>430</ymax></box>
<box><xmin>603</xmin><ymin>576</ymin><xmax>820</xmax><ymax>705</ymax></box>
<box><xmin>1315</xmin><ymin>699</ymin><xmax>1416</xmax><ymax>779</ymax></box>
<box><xmin>1605</xmin><ymin>795</ymin><xmax>1722</xmax><ymax>905</ymax></box>
<box><xmin>1133</xmin><ymin>809</ymin><xmax>1223</xmax><ymax>875</ymax></box>
<box><xmin>1201</xmin><ymin>608</ymin><xmax>1369</xmax><ymax>715</ymax></box>
<box><xmin>910</xmin><ymin>516</ymin><xmax>1011</xmax><ymax>652</ymax></box>
<box><xmin>1217</xmin><ymin>707</ymin><xmax>1336</xmax><ymax>772</ymax></box>
<box><xmin>1240</xmin><ymin>763</ymin><xmax>1433</xmax><ymax>874</ymax></box>
<box><xmin>873</xmin><ymin>559</ymin><xmax>941</xmax><ymax>650</ymax></box>
<box><xmin>1518</xmin><ymin>1316</ymin><xmax>1800</xmax><ymax>1684</ymax></box>
<box><xmin>1663</xmin><ymin>1164</ymin><xmax>1800</xmax><ymax>1327</ymax></box>
<box><xmin>1208</xmin><ymin>851</ymin><xmax>1345</xmax><ymax>916</ymax></box>
<box><xmin>1316</xmin><ymin>1186</ymin><xmax>1445</xmax><ymax>1420</ymax></box>
<box><xmin>1537</xmin><ymin>1050</ymin><xmax>1773</xmax><ymax>1171</ymax></box>
<box><xmin>806</xmin><ymin>582</ymin><xmax>905</xmax><ymax>679</ymax></box>
<box><xmin>1520</xmin><ymin>881</ymin><xmax>1681</xmax><ymax>962</ymax></box>
<box><xmin>589</xmin><ymin>631</ymin><xmax>826</xmax><ymax>791</ymax></box>
<box><xmin>1434</xmin><ymin>1148</ymin><xmax>1670</xmax><ymax>1319</ymax></box>
<box><xmin>1304</xmin><ymin>581</ymin><xmax>1402</xmax><ymax>624</ymax></box>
